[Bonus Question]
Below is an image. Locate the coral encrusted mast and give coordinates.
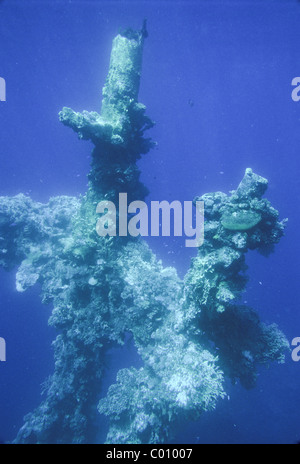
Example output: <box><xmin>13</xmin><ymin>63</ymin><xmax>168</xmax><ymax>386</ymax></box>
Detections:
<box><xmin>0</xmin><ymin>24</ymin><xmax>289</xmax><ymax>444</ymax></box>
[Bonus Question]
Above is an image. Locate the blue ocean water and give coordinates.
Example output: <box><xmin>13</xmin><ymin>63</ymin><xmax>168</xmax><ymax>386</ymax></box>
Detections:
<box><xmin>0</xmin><ymin>0</ymin><xmax>300</xmax><ymax>444</ymax></box>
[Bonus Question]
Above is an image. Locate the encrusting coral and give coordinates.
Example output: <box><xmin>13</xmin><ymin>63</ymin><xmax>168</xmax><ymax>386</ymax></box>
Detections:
<box><xmin>183</xmin><ymin>168</ymin><xmax>289</xmax><ymax>389</ymax></box>
<box><xmin>0</xmin><ymin>23</ymin><xmax>289</xmax><ymax>444</ymax></box>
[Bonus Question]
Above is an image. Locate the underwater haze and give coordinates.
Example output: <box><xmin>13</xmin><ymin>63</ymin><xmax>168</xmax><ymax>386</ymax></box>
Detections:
<box><xmin>0</xmin><ymin>0</ymin><xmax>300</xmax><ymax>444</ymax></box>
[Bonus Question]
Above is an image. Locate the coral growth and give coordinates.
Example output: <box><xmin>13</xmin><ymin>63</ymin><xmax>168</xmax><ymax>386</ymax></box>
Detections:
<box><xmin>0</xmin><ymin>25</ymin><xmax>289</xmax><ymax>444</ymax></box>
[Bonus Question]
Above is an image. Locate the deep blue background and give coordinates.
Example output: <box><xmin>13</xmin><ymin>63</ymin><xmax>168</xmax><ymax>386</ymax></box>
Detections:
<box><xmin>0</xmin><ymin>0</ymin><xmax>300</xmax><ymax>444</ymax></box>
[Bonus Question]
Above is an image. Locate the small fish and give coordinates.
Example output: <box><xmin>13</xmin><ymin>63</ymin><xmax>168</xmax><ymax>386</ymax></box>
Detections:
<box><xmin>141</xmin><ymin>19</ymin><xmax>148</xmax><ymax>38</ymax></box>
